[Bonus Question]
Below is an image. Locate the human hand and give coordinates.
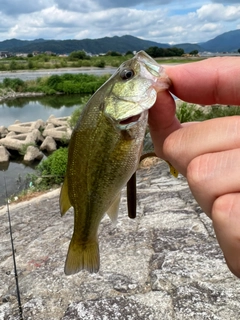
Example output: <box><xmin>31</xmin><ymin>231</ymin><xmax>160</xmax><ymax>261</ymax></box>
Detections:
<box><xmin>149</xmin><ymin>57</ymin><xmax>240</xmax><ymax>277</ymax></box>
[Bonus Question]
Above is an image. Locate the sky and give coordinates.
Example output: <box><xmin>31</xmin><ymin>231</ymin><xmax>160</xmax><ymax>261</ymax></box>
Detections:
<box><xmin>0</xmin><ymin>0</ymin><xmax>240</xmax><ymax>44</ymax></box>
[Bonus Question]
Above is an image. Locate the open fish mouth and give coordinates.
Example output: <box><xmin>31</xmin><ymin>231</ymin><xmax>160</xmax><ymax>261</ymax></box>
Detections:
<box><xmin>119</xmin><ymin>114</ymin><xmax>141</xmax><ymax>125</ymax></box>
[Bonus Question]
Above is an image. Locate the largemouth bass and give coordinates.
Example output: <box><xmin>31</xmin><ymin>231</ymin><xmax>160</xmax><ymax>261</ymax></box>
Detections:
<box><xmin>60</xmin><ymin>50</ymin><xmax>171</xmax><ymax>275</ymax></box>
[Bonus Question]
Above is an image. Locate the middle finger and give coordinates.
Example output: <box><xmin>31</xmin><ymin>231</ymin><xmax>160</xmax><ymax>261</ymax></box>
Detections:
<box><xmin>186</xmin><ymin>148</ymin><xmax>240</xmax><ymax>216</ymax></box>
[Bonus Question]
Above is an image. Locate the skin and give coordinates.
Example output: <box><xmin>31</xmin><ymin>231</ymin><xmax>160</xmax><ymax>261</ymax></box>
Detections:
<box><xmin>148</xmin><ymin>57</ymin><xmax>240</xmax><ymax>278</ymax></box>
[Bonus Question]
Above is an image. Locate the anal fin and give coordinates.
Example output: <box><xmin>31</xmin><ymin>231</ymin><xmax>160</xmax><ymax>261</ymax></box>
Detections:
<box><xmin>59</xmin><ymin>175</ymin><xmax>72</xmax><ymax>216</ymax></box>
<box><xmin>106</xmin><ymin>193</ymin><xmax>121</xmax><ymax>226</ymax></box>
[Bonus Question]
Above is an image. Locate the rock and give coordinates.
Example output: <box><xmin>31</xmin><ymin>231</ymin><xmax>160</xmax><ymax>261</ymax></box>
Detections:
<box><xmin>6</xmin><ymin>131</ymin><xmax>16</xmax><ymax>137</ymax></box>
<box><xmin>8</xmin><ymin>119</ymin><xmax>45</xmax><ymax>134</ymax></box>
<box><xmin>0</xmin><ymin>146</ymin><xmax>10</xmax><ymax>162</ymax></box>
<box><xmin>45</xmin><ymin>123</ymin><xmax>54</xmax><ymax>130</ymax></box>
<box><xmin>62</xmin><ymin>296</ymin><xmax>161</xmax><ymax>320</ymax></box>
<box><xmin>25</xmin><ymin>129</ymin><xmax>43</xmax><ymax>144</ymax></box>
<box><xmin>0</xmin><ymin>135</ymin><xmax>26</xmax><ymax>151</ymax></box>
<box><xmin>47</xmin><ymin>115</ymin><xmax>69</xmax><ymax>127</ymax></box>
<box><xmin>0</xmin><ymin>126</ymin><xmax>8</xmax><ymax>138</ymax></box>
<box><xmin>40</xmin><ymin>136</ymin><xmax>57</xmax><ymax>152</ymax></box>
<box><xmin>23</xmin><ymin>146</ymin><xmax>44</xmax><ymax>162</ymax></box>
<box><xmin>43</xmin><ymin>126</ymin><xmax>72</xmax><ymax>141</ymax></box>
<box><xmin>0</xmin><ymin>129</ymin><xmax>42</xmax><ymax>152</ymax></box>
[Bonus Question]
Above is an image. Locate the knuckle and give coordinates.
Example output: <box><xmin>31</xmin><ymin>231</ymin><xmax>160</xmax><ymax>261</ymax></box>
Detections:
<box><xmin>163</xmin><ymin>131</ymin><xmax>182</xmax><ymax>161</ymax></box>
<box><xmin>186</xmin><ymin>154</ymin><xmax>212</xmax><ymax>189</ymax></box>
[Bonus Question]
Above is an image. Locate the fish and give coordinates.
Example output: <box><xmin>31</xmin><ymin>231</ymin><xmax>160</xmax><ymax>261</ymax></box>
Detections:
<box><xmin>59</xmin><ymin>50</ymin><xmax>171</xmax><ymax>275</ymax></box>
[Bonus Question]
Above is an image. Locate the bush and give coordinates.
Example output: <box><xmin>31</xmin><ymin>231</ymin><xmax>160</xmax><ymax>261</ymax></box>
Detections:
<box><xmin>68</xmin><ymin>51</ymin><xmax>90</xmax><ymax>60</ymax></box>
<box><xmin>94</xmin><ymin>60</ymin><xmax>106</xmax><ymax>68</ymax></box>
<box><xmin>68</xmin><ymin>104</ymin><xmax>86</xmax><ymax>129</ymax></box>
<box><xmin>176</xmin><ymin>102</ymin><xmax>205</xmax><ymax>122</ymax></box>
<box><xmin>36</xmin><ymin>147</ymin><xmax>68</xmax><ymax>186</ymax></box>
<box><xmin>3</xmin><ymin>78</ymin><xmax>25</xmax><ymax>92</ymax></box>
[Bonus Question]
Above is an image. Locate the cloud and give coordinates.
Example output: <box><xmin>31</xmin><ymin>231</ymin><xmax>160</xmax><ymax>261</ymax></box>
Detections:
<box><xmin>197</xmin><ymin>3</ymin><xmax>240</xmax><ymax>22</ymax></box>
<box><xmin>56</xmin><ymin>0</ymin><xmax>101</xmax><ymax>13</ymax></box>
<box><xmin>0</xmin><ymin>0</ymin><xmax>50</xmax><ymax>15</ymax></box>
<box><xmin>0</xmin><ymin>1</ymin><xmax>239</xmax><ymax>46</ymax></box>
<box><xmin>56</xmin><ymin>0</ymin><xmax>172</xmax><ymax>12</ymax></box>
<box><xmin>199</xmin><ymin>23</ymin><xmax>221</xmax><ymax>32</ymax></box>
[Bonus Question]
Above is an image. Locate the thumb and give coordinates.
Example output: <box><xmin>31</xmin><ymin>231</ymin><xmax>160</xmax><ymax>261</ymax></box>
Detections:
<box><xmin>149</xmin><ymin>90</ymin><xmax>181</xmax><ymax>159</ymax></box>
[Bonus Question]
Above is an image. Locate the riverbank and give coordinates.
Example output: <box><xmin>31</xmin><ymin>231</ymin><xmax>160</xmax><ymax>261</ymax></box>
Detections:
<box><xmin>0</xmin><ymin>88</ymin><xmax>45</xmax><ymax>103</ymax></box>
<box><xmin>0</xmin><ymin>114</ymin><xmax>71</xmax><ymax>163</ymax></box>
<box><xmin>0</xmin><ymin>67</ymin><xmax>117</xmax><ymax>83</ymax></box>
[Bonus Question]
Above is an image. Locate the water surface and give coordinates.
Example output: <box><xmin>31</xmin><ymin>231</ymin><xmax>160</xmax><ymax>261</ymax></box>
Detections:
<box><xmin>0</xmin><ymin>67</ymin><xmax>116</xmax><ymax>83</ymax></box>
<box><xmin>0</xmin><ymin>94</ymin><xmax>85</xmax><ymax>205</ymax></box>
<box><xmin>0</xmin><ymin>94</ymin><xmax>86</xmax><ymax>127</ymax></box>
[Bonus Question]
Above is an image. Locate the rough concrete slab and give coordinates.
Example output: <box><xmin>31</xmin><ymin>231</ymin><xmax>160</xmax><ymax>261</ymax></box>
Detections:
<box><xmin>0</xmin><ymin>160</ymin><xmax>240</xmax><ymax>319</ymax></box>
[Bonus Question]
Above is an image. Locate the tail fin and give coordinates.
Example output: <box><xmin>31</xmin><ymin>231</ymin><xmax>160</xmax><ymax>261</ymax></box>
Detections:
<box><xmin>64</xmin><ymin>236</ymin><xmax>100</xmax><ymax>275</ymax></box>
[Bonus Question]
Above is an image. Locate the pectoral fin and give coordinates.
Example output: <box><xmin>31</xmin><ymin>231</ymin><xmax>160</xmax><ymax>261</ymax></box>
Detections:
<box><xmin>165</xmin><ymin>160</ymin><xmax>178</xmax><ymax>178</ymax></box>
<box><xmin>140</xmin><ymin>152</ymin><xmax>178</xmax><ymax>178</ymax></box>
<box><xmin>59</xmin><ymin>175</ymin><xmax>72</xmax><ymax>216</ymax></box>
<box><xmin>106</xmin><ymin>192</ymin><xmax>121</xmax><ymax>226</ymax></box>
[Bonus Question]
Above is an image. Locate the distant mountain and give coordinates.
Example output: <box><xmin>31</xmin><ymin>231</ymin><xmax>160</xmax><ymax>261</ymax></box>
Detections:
<box><xmin>174</xmin><ymin>43</ymin><xmax>204</xmax><ymax>53</ymax></box>
<box><xmin>0</xmin><ymin>35</ymin><xmax>170</xmax><ymax>55</ymax></box>
<box><xmin>0</xmin><ymin>30</ymin><xmax>239</xmax><ymax>55</ymax></box>
<box><xmin>199</xmin><ymin>29</ymin><xmax>240</xmax><ymax>52</ymax></box>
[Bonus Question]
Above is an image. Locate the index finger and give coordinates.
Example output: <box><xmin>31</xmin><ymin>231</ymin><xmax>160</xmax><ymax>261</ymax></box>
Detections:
<box><xmin>165</xmin><ymin>57</ymin><xmax>240</xmax><ymax>105</ymax></box>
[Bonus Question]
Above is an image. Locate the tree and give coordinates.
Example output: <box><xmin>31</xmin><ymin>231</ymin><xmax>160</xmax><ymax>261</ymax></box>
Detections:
<box><xmin>146</xmin><ymin>46</ymin><xmax>184</xmax><ymax>58</ymax></box>
<box><xmin>105</xmin><ymin>51</ymin><xmax>122</xmax><ymax>56</ymax></box>
<box><xmin>189</xmin><ymin>50</ymin><xmax>199</xmax><ymax>55</ymax></box>
<box><xmin>125</xmin><ymin>51</ymin><xmax>133</xmax><ymax>56</ymax></box>
<box><xmin>68</xmin><ymin>50</ymin><xmax>90</xmax><ymax>60</ymax></box>
<box><xmin>238</xmin><ymin>49</ymin><xmax>240</xmax><ymax>54</ymax></box>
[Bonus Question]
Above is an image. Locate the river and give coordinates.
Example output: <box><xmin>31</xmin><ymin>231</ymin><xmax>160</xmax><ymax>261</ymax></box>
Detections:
<box><xmin>0</xmin><ymin>94</ymin><xmax>89</xmax><ymax>206</ymax></box>
<box><xmin>0</xmin><ymin>67</ymin><xmax>116</xmax><ymax>82</ymax></box>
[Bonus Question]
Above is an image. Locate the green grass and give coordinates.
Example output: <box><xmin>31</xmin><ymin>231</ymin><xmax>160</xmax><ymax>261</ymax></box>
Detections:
<box><xmin>0</xmin><ymin>73</ymin><xmax>111</xmax><ymax>96</ymax></box>
<box><xmin>0</xmin><ymin>53</ymin><xmax>205</xmax><ymax>71</ymax></box>
<box><xmin>155</xmin><ymin>58</ymin><xmax>204</xmax><ymax>64</ymax></box>
<box><xmin>176</xmin><ymin>101</ymin><xmax>240</xmax><ymax>123</ymax></box>
<box><xmin>0</xmin><ymin>54</ymin><xmax>135</xmax><ymax>71</ymax></box>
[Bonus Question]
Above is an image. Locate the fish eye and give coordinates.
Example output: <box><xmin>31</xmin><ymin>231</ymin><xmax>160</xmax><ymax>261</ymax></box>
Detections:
<box><xmin>120</xmin><ymin>68</ymin><xmax>134</xmax><ymax>80</ymax></box>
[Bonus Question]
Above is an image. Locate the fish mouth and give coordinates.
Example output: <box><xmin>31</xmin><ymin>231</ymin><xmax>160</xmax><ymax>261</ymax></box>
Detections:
<box><xmin>119</xmin><ymin>114</ymin><xmax>141</xmax><ymax>125</ymax></box>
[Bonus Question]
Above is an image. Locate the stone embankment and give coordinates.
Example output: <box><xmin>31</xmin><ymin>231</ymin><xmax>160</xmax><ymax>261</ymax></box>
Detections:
<box><xmin>0</xmin><ymin>88</ymin><xmax>45</xmax><ymax>104</ymax></box>
<box><xmin>1</xmin><ymin>159</ymin><xmax>240</xmax><ymax>319</ymax></box>
<box><xmin>0</xmin><ymin>116</ymin><xmax>72</xmax><ymax>163</ymax></box>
